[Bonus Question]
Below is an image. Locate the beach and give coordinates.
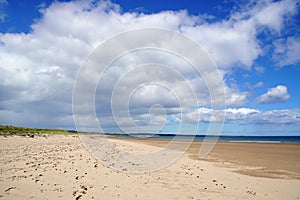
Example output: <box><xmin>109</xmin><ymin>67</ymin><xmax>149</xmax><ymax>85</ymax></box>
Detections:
<box><xmin>0</xmin><ymin>134</ymin><xmax>299</xmax><ymax>199</ymax></box>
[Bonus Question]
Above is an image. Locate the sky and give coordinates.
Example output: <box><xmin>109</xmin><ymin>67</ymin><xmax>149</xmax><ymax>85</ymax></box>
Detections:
<box><xmin>0</xmin><ymin>0</ymin><xmax>300</xmax><ymax>136</ymax></box>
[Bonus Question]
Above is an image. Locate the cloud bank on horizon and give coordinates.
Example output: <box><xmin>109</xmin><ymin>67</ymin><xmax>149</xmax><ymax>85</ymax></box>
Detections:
<box><xmin>0</xmin><ymin>0</ymin><xmax>299</xmax><ymax>135</ymax></box>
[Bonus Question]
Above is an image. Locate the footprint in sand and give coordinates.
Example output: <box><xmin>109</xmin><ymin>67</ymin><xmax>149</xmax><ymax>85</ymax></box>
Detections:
<box><xmin>4</xmin><ymin>187</ymin><xmax>17</xmax><ymax>193</ymax></box>
<box><xmin>246</xmin><ymin>190</ymin><xmax>256</xmax><ymax>196</ymax></box>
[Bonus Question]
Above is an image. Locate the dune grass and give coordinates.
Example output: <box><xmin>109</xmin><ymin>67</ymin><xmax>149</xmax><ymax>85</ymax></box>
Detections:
<box><xmin>0</xmin><ymin>125</ymin><xmax>75</xmax><ymax>135</ymax></box>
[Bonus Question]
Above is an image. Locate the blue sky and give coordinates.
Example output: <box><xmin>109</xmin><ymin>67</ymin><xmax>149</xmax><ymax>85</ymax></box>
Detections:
<box><xmin>0</xmin><ymin>0</ymin><xmax>300</xmax><ymax>135</ymax></box>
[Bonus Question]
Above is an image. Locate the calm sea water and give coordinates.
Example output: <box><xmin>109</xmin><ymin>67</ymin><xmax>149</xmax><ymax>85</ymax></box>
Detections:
<box><xmin>110</xmin><ymin>134</ymin><xmax>300</xmax><ymax>143</ymax></box>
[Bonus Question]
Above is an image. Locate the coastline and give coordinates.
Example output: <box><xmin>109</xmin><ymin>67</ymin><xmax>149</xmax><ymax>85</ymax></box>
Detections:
<box><xmin>113</xmin><ymin>137</ymin><xmax>300</xmax><ymax>178</ymax></box>
<box><xmin>0</xmin><ymin>134</ymin><xmax>299</xmax><ymax>199</ymax></box>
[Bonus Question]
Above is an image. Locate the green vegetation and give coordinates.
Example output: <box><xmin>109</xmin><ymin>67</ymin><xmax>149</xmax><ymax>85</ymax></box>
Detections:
<box><xmin>0</xmin><ymin>125</ymin><xmax>139</xmax><ymax>137</ymax></box>
<box><xmin>0</xmin><ymin>125</ymin><xmax>75</xmax><ymax>135</ymax></box>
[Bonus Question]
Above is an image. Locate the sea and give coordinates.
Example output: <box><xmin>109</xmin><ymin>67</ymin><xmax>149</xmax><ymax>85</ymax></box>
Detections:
<box><xmin>107</xmin><ymin>134</ymin><xmax>300</xmax><ymax>143</ymax></box>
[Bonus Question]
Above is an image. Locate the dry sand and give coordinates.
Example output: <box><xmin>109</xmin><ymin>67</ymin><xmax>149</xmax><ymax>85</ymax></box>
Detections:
<box><xmin>0</xmin><ymin>134</ymin><xmax>299</xmax><ymax>200</ymax></box>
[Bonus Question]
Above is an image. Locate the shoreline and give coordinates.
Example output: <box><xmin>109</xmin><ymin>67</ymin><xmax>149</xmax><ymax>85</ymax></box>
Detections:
<box><xmin>2</xmin><ymin>133</ymin><xmax>300</xmax><ymax>177</ymax></box>
<box><xmin>1</xmin><ymin>134</ymin><xmax>300</xmax><ymax>199</ymax></box>
<box><xmin>104</xmin><ymin>134</ymin><xmax>300</xmax><ymax>144</ymax></box>
<box><xmin>106</xmin><ymin>137</ymin><xmax>300</xmax><ymax>179</ymax></box>
<box><xmin>4</xmin><ymin>133</ymin><xmax>299</xmax><ymax>177</ymax></box>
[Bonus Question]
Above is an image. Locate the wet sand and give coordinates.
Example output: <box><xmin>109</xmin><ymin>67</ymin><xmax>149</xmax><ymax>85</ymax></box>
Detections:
<box><xmin>130</xmin><ymin>139</ymin><xmax>300</xmax><ymax>178</ymax></box>
<box><xmin>0</xmin><ymin>134</ymin><xmax>299</xmax><ymax>199</ymax></box>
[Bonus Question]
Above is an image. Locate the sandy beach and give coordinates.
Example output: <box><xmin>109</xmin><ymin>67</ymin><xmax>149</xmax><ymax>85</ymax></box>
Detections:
<box><xmin>0</xmin><ymin>134</ymin><xmax>299</xmax><ymax>200</ymax></box>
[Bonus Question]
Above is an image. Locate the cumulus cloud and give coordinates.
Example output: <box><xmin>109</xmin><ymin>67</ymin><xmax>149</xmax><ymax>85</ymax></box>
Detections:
<box><xmin>186</xmin><ymin>107</ymin><xmax>300</xmax><ymax>125</ymax></box>
<box><xmin>225</xmin><ymin>88</ymin><xmax>248</xmax><ymax>107</ymax></box>
<box><xmin>0</xmin><ymin>0</ymin><xmax>299</xmax><ymax>131</ymax></box>
<box><xmin>182</xmin><ymin>0</ymin><xmax>299</xmax><ymax>69</ymax></box>
<box><xmin>273</xmin><ymin>37</ymin><xmax>300</xmax><ymax>66</ymax></box>
<box><xmin>243</xmin><ymin>0</ymin><xmax>297</xmax><ymax>32</ymax></box>
<box><xmin>256</xmin><ymin>85</ymin><xmax>291</xmax><ymax>104</ymax></box>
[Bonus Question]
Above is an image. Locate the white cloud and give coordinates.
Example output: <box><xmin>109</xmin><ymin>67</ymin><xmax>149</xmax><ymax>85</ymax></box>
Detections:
<box><xmin>245</xmin><ymin>81</ymin><xmax>264</xmax><ymax>89</ymax></box>
<box><xmin>225</xmin><ymin>89</ymin><xmax>248</xmax><ymax>107</ymax></box>
<box><xmin>256</xmin><ymin>85</ymin><xmax>291</xmax><ymax>104</ymax></box>
<box><xmin>254</xmin><ymin>81</ymin><xmax>264</xmax><ymax>88</ymax></box>
<box><xmin>182</xmin><ymin>20</ymin><xmax>261</xmax><ymax>69</ymax></box>
<box><xmin>255</xmin><ymin>66</ymin><xmax>265</xmax><ymax>74</ymax></box>
<box><xmin>250</xmin><ymin>0</ymin><xmax>297</xmax><ymax>32</ymax></box>
<box><xmin>185</xmin><ymin>107</ymin><xmax>300</xmax><ymax>125</ymax></box>
<box><xmin>182</xmin><ymin>0</ymin><xmax>299</xmax><ymax>69</ymax></box>
<box><xmin>0</xmin><ymin>0</ymin><xmax>298</xmax><ymax>131</ymax></box>
<box><xmin>273</xmin><ymin>37</ymin><xmax>300</xmax><ymax>66</ymax></box>
<box><xmin>0</xmin><ymin>0</ymin><xmax>8</xmax><ymax>22</ymax></box>
<box><xmin>186</xmin><ymin>107</ymin><xmax>260</xmax><ymax>123</ymax></box>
